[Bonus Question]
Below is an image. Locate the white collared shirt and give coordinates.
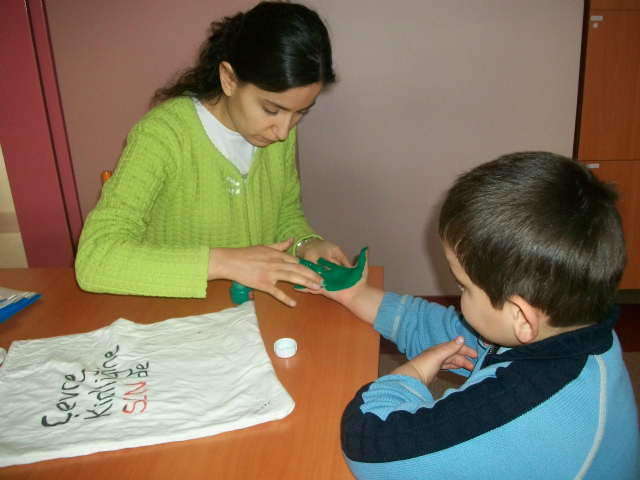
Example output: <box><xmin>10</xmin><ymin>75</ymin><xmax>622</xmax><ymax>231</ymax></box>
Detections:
<box><xmin>193</xmin><ymin>97</ymin><xmax>256</xmax><ymax>175</ymax></box>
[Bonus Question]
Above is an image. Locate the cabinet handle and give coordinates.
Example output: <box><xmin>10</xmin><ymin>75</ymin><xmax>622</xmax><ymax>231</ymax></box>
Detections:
<box><xmin>585</xmin><ymin>163</ymin><xmax>600</xmax><ymax>169</ymax></box>
<box><xmin>590</xmin><ymin>15</ymin><xmax>603</xmax><ymax>28</ymax></box>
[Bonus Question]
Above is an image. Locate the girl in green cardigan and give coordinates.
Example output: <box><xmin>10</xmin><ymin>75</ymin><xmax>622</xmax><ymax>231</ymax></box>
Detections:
<box><xmin>75</xmin><ymin>2</ymin><xmax>349</xmax><ymax>306</ymax></box>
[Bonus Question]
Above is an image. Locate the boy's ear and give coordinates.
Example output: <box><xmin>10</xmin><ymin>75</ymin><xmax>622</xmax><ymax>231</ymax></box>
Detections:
<box><xmin>507</xmin><ymin>295</ymin><xmax>539</xmax><ymax>344</ymax></box>
<box><xmin>219</xmin><ymin>61</ymin><xmax>238</xmax><ymax>96</ymax></box>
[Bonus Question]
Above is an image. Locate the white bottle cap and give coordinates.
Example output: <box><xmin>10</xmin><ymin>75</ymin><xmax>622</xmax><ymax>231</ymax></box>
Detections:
<box><xmin>274</xmin><ymin>338</ymin><xmax>297</xmax><ymax>358</ymax></box>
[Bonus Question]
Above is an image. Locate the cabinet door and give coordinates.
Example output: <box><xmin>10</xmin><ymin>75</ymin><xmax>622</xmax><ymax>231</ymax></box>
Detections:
<box><xmin>591</xmin><ymin>1</ymin><xmax>640</xmax><ymax>10</ymax></box>
<box><xmin>578</xmin><ymin>10</ymin><xmax>640</xmax><ymax>160</ymax></box>
<box><xmin>583</xmin><ymin>161</ymin><xmax>640</xmax><ymax>289</ymax></box>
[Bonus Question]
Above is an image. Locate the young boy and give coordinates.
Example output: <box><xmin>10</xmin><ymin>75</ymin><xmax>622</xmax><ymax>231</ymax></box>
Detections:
<box><xmin>310</xmin><ymin>152</ymin><xmax>639</xmax><ymax>478</ymax></box>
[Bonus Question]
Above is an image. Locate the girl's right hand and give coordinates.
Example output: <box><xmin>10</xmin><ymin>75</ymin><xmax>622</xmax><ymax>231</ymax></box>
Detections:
<box><xmin>208</xmin><ymin>237</ymin><xmax>324</xmax><ymax>307</ymax></box>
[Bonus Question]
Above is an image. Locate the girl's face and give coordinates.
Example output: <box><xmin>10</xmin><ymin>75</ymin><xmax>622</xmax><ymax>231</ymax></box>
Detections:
<box><xmin>210</xmin><ymin>63</ymin><xmax>323</xmax><ymax>147</ymax></box>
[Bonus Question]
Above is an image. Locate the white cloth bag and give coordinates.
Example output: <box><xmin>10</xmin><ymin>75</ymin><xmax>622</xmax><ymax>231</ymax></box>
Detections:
<box><xmin>0</xmin><ymin>302</ymin><xmax>294</xmax><ymax>467</ymax></box>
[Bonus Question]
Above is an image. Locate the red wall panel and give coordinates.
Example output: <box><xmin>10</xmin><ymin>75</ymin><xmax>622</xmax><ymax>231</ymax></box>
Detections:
<box><xmin>0</xmin><ymin>0</ymin><xmax>75</xmax><ymax>267</ymax></box>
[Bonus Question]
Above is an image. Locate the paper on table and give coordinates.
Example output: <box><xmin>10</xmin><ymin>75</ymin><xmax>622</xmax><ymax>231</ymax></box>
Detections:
<box><xmin>0</xmin><ymin>302</ymin><xmax>294</xmax><ymax>467</ymax></box>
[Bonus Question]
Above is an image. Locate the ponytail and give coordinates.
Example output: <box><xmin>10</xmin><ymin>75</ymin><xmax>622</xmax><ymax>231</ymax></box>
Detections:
<box><xmin>154</xmin><ymin>12</ymin><xmax>244</xmax><ymax>103</ymax></box>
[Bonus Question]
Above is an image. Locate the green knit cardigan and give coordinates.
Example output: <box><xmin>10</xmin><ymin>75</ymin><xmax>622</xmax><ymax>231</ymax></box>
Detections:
<box><xmin>75</xmin><ymin>97</ymin><xmax>319</xmax><ymax>298</ymax></box>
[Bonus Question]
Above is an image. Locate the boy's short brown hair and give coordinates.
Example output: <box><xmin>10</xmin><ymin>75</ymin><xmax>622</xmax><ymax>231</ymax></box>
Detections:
<box><xmin>439</xmin><ymin>152</ymin><xmax>625</xmax><ymax>327</ymax></box>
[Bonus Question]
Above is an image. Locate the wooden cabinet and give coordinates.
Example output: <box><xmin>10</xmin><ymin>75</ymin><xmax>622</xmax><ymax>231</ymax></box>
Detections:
<box><xmin>578</xmin><ymin>9</ymin><xmax>640</xmax><ymax>159</ymax></box>
<box><xmin>577</xmin><ymin>2</ymin><xmax>640</xmax><ymax>289</ymax></box>
<box><xmin>582</xmin><ymin>161</ymin><xmax>640</xmax><ymax>289</ymax></box>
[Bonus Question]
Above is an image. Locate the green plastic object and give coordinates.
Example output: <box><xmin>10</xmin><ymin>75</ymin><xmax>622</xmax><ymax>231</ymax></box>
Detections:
<box><xmin>295</xmin><ymin>247</ymin><xmax>368</xmax><ymax>291</ymax></box>
<box><xmin>230</xmin><ymin>281</ymin><xmax>254</xmax><ymax>304</ymax></box>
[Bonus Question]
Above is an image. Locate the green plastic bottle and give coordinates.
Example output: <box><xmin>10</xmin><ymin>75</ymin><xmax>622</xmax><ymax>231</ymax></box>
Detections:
<box><xmin>230</xmin><ymin>282</ymin><xmax>254</xmax><ymax>304</ymax></box>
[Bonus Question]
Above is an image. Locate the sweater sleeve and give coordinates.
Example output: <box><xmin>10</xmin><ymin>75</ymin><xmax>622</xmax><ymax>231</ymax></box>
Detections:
<box><xmin>75</xmin><ymin>117</ymin><xmax>210</xmax><ymax>298</ymax></box>
<box><xmin>273</xmin><ymin>128</ymin><xmax>320</xmax><ymax>250</ymax></box>
<box><xmin>340</xmin><ymin>298</ymin><xmax>502</xmax><ymax>479</ymax></box>
<box><xmin>374</xmin><ymin>292</ymin><xmax>480</xmax><ymax>367</ymax></box>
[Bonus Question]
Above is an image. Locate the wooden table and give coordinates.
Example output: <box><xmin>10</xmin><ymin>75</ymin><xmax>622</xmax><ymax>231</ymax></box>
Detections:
<box><xmin>0</xmin><ymin>267</ymin><xmax>383</xmax><ymax>479</ymax></box>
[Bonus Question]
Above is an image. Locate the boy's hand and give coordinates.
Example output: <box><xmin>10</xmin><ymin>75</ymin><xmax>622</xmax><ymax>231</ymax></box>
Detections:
<box><xmin>299</xmin><ymin>248</ymin><xmax>370</xmax><ymax>305</ymax></box>
<box><xmin>391</xmin><ymin>336</ymin><xmax>478</xmax><ymax>386</ymax></box>
<box><xmin>298</xmin><ymin>248</ymin><xmax>384</xmax><ymax>325</ymax></box>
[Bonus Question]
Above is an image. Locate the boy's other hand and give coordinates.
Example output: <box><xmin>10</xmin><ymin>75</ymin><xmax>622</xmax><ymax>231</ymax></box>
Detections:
<box><xmin>391</xmin><ymin>336</ymin><xmax>478</xmax><ymax>386</ymax></box>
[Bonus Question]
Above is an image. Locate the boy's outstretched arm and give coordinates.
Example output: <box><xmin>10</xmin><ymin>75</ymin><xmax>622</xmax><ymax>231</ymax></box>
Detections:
<box><xmin>302</xmin><ymin>250</ymin><xmax>479</xmax><ymax>363</ymax></box>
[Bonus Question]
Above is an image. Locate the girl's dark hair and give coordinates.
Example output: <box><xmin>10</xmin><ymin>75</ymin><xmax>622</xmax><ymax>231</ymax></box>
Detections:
<box><xmin>439</xmin><ymin>152</ymin><xmax>626</xmax><ymax>328</ymax></box>
<box><xmin>154</xmin><ymin>1</ymin><xmax>336</xmax><ymax>103</ymax></box>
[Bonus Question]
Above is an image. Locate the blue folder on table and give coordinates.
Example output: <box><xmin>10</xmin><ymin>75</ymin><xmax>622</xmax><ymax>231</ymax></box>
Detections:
<box><xmin>0</xmin><ymin>286</ymin><xmax>41</xmax><ymax>324</ymax></box>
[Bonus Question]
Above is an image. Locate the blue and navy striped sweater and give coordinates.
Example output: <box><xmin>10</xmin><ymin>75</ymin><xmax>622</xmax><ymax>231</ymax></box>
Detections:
<box><xmin>341</xmin><ymin>293</ymin><xmax>639</xmax><ymax>479</ymax></box>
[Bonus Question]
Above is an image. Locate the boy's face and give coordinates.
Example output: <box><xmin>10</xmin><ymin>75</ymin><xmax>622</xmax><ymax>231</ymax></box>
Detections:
<box><xmin>443</xmin><ymin>243</ymin><xmax>519</xmax><ymax>346</ymax></box>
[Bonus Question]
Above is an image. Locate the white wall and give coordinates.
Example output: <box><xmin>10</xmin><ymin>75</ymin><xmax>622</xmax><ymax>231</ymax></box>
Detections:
<box><xmin>43</xmin><ymin>0</ymin><xmax>583</xmax><ymax>293</ymax></box>
<box><xmin>298</xmin><ymin>0</ymin><xmax>583</xmax><ymax>295</ymax></box>
<box><xmin>46</xmin><ymin>0</ymin><xmax>259</xmax><ymax>219</ymax></box>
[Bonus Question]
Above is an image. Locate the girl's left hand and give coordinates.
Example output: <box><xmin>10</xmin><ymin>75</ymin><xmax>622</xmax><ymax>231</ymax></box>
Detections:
<box><xmin>298</xmin><ymin>239</ymin><xmax>352</xmax><ymax>267</ymax></box>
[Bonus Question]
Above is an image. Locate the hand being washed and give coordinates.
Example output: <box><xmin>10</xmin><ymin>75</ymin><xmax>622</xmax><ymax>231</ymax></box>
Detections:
<box><xmin>296</xmin><ymin>247</ymin><xmax>368</xmax><ymax>291</ymax></box>
<box><xmin>297</xmin><ymin>247</ymin><xmax>384</xmax><ymax>324</ymax></box>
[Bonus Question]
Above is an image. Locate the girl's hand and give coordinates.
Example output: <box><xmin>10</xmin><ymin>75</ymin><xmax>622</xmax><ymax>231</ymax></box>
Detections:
<box><xmin>208</xmin><ymin>237</ymin><xmax>323</xmax><ymax>307</ymax></box>
<box><xmin>297</xmin><ymin>239</ymin><xmax>352</xmax><ymax>267</ymax></box>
